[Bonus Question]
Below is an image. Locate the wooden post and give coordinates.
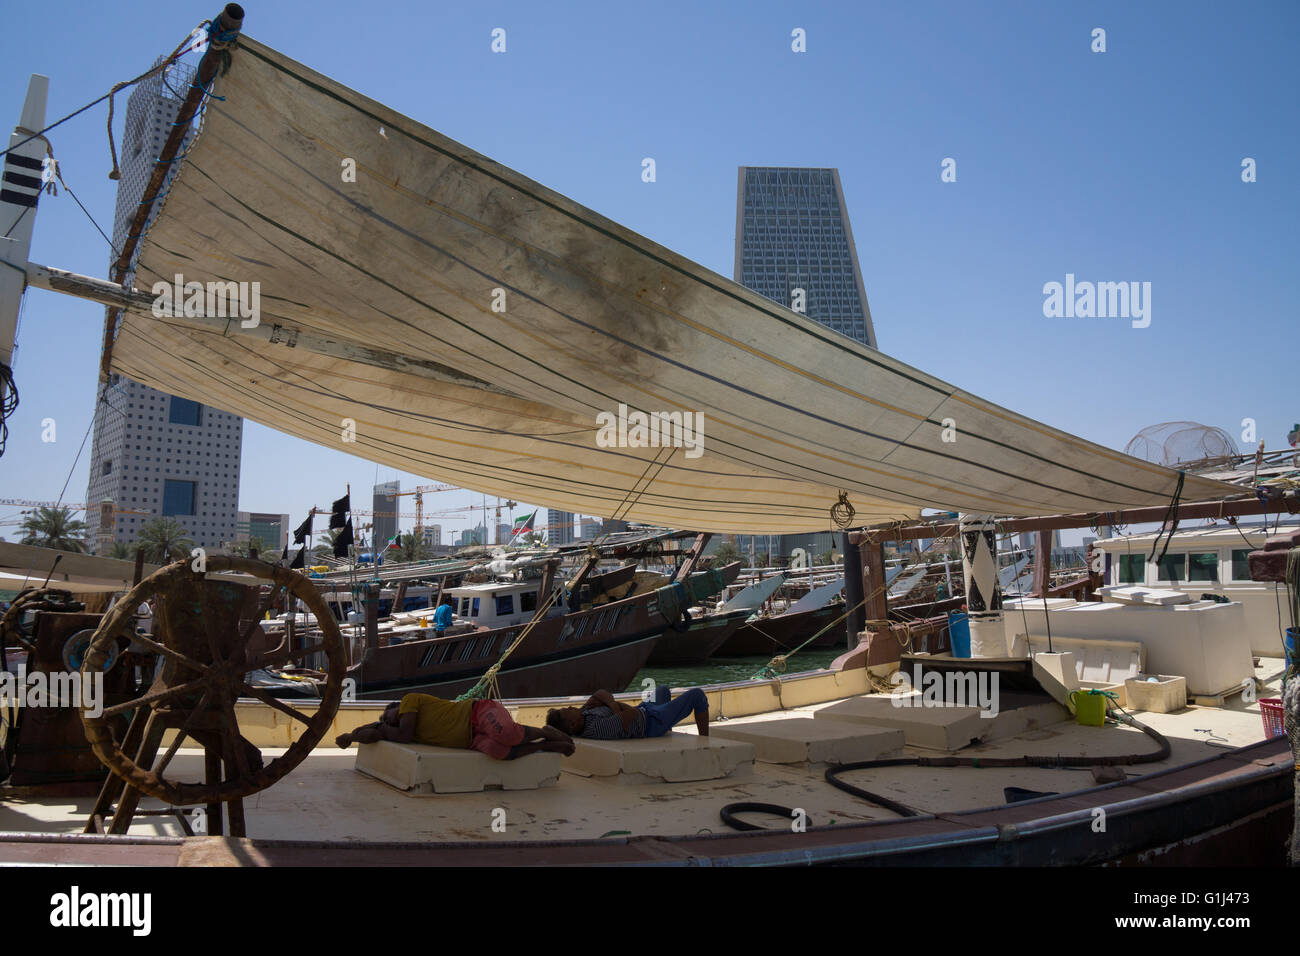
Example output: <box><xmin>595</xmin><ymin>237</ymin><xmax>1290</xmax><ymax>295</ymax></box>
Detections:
<box><xmin>672</xmin><ymin>532</ymin><xmax>713</xmax><ymax>581</ymax></box>
<box><xmin>364</xmin><ymin>583</ymin><xmax>381</xmax><ymax>651</ymax></box>
<box><xmin>537</xmin><ymin>559</ymin><xmax>559</xmax><ymax>609</ymax></box>
<box><xmin>841</xmin><ymin>531</ymin><xmax>865</xmax><ymax>647</ymax></box>
<box><xmin>860</xmin><ymin>538</ymin><xmax>890</xmax><ymax>624</ymax></box>
<box><xmin>1030</xmin><ymin>529</ymin><xmax>1052</xmax><ymax>598</ymax></box>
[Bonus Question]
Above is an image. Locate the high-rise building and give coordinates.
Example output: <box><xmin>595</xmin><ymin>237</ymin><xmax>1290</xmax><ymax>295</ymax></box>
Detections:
<box><xmin>734</xmin><ymin>167</ymin><xmax>876</xmax><ymax>349</ymax></box>
<box><xmin>734</xmin><ymin>166</ymin><xmax>875</xmax><ymax>557</ymax></box>
<box><xmin>547</xmin><ymin>509</ymin><xmax>575</xmax><ymax>546</ymax></box>
<box><xmin>421</xmin><ymin>523</ymin><xmax>442</xmax><ymax>548</ymax></box>
<box><xmin>84</xmin><ymin>58</ymin><xmax>243</xmax><ymax>552</ymax></box>
<box><xmin>372</xmin><ymin>480</ymin><xmax>400</xmax><ymax>549</ymax></box>
<box><xmin>579</xmin><ymin>517</ymin><xmax>602</xmax><ymax>540</ymax></box>
<box><xmin>236</xmin><ymin>512</ymin><xmax>290</xmax><ymax>552</ymax></box>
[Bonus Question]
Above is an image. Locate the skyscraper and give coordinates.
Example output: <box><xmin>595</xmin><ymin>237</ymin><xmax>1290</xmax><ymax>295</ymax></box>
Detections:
<box><xmin>372</xmin><ymin>480</ymin><xmax>400</xmax><ymax>549</ymax></box>
<box><xmin>84</xmin><ymin>58</ymin><xmax>243</xmax><ymax>552</ymax></box>
<box><xmin>734</xmin><ymin>167</ymin><xmax>877</xmax><ymax>349</ymax></box>
<box><xmin>547</xmin><ymin>509</ymin><xmax>575</xmax><ymax>546</ymax></box>
<box><xmin>236</xmin><ymin>512</ymin><xmax>290</xmax><ymax>552</ymax></box>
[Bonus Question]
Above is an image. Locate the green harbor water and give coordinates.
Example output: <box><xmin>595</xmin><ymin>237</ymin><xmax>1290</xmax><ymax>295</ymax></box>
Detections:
<box><xmin>624</xmin><ymin>647</ymin><xmax>846</xmax><ymax>693</ymax></box>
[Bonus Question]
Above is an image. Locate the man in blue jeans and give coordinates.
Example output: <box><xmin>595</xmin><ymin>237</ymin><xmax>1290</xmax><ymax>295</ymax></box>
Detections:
<box><xmin>546</xmin><ymin>687</ymin><xmax>709</xmax><ymax>739</ymax></box>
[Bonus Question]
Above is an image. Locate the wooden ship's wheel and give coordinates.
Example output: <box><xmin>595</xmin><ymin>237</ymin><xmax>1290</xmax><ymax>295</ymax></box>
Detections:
<box><xmin>1</xmin><ymin>587</ymin><xmax>80</xmax><ymax>655</ymax></box>
<box><xmin>79</xmin><ymin>557</ymin><xmax>345</xmax><ymax>832</ymax></box>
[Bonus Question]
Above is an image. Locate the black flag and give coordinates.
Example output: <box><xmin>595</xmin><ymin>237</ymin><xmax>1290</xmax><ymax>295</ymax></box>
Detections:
<box><xmin>293</xmin><ymin>512</ymin><xmax>313</xmax><ymax>545</ymax></box>
<box><xmin>281</xmin><ymin>545</ymin><xmax>288</xmax><ymax>562</ymax></box>
<box><xmin>290</xmin><ymin>546</ymin><xmax>306</xmax><ymax>569</ymax></box>
<box><xmin>333</xmin><ymin>519</ymin><xmax>354</xmax><ymax>558</ymax></box>
<box><xmin>329</xmin><ymin>493</ymin><xmax>350</xmax><ymax>530</ymax></box>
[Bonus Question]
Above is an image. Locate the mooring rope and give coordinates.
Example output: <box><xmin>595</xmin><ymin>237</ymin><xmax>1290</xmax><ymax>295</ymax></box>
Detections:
<box><xmin>750</xmin><ymin>527</ymin><xmax>957</xmax><ymax>680</ymax></box>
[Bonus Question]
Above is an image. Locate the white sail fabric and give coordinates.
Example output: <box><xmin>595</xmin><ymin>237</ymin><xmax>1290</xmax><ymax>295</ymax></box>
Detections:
<box><xmin>719</xmin><ymin>572</ymin><xmax>789</xmax><ymax>613</ymax></box>
<box><xmin>104</xmin><ymin>37</ymin><xmax>1238</xmax><ymax>533</ymax></box>
<box><xmin>998</xmin><ymin>553</ymin><xmax>1033</xmax><ymax>593</ymax></box>
<box><xmin>887</xmin><ymin>568</ymin><xmax>927</xmax><ymax>599</ymax></box>
<box><xmin>787</xmin><ymin>576</ymin><xmax>847</xmax><ymax>615</ymax></box>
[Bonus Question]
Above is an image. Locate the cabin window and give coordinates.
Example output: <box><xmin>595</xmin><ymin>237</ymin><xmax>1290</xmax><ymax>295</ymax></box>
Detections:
<box><xmin>496</xmin><ymin>594</ymin><xmax>515</xmax><ymax>616</ymax></box>
<box><xmin>1117</xmin><ymin>554</ymin><xmax>1145</xmax><ymax>585</ymax></box>
<box><xmin>1155</xmin><ymin>554</ymin><xmax>1185</xmax><ymax>583</ymax></box>
<box><xmin>1187</xmin><ymin>552</ymin><xmax>1219</xmax><ymax>582</ymax></box>
<box><xmin>459</xmin><ymin>597</ymin><xmax>470</xmax><ymax>616</ymax></box>
<box><xmin>471</xmin><ymin>597</ymin><xmax>480</xmax><ymax>617</ymax></box>
<box><xmin>521</xmin><ymin>592</ymin><xmax>537</xmax><ymax>613</ymax></box>
<box><xmin>1231</xmin><ymin>549</ymin><xmax>1253</xmax><ymax>581</ymax></box>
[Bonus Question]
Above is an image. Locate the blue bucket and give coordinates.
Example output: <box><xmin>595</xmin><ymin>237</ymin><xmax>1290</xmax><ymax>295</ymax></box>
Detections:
<box><xmin>948</xmin><ymin>611</ymin><xmax>971</xmax><ymax>658</ymax></box>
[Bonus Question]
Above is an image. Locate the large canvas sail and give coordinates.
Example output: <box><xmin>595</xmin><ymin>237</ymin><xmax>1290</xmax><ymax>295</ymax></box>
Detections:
<box><xmin>103</xmin><ymin>36</ymin><xmax>1237</xmax><ymax>532</ymax></box>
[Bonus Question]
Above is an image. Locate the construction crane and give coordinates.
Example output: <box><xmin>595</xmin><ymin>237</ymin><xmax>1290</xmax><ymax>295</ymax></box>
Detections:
<box><xmin>389</xmin><ymin>483</ymin><xmax>460</xmax><ymax>541</ymax></box>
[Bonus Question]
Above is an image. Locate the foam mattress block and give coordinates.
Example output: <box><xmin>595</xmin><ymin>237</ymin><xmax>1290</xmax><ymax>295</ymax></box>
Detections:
<box><xmin>710</xmin><ymin>717</ymin><xmax>904</xmax><ymax>764</ymax></box>
<box><xmin>354</xmin><ymin>741</ymin><xmax>562</xmax><ymax>793</ymax></box>
<box><xmin>565</xmin><ymin>733</ymin><xmax>754</xmax><ymax>782</ymax></box>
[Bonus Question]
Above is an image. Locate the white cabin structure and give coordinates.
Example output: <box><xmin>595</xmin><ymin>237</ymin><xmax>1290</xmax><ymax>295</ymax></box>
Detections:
<box><xmin>1093</xmin><ymin>523</ymin><xmax>1297</xmax><ymax>657</ymax></box>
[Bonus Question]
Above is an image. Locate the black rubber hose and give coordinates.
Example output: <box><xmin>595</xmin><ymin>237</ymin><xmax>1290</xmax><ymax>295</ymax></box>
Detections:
<box><xmin>720</xmin><ymin>802</ymin><xmax>813</xmax><ymax>831</ymax></box>
<box><xmin>821</xmin><ymin>711</ymin><xmax>1172</xmax><ymax>817</ymax></box>
<box><xmin>670</xmin><ymin>608</ymin><xmax>693</xmax><ymax>633</ymax></box>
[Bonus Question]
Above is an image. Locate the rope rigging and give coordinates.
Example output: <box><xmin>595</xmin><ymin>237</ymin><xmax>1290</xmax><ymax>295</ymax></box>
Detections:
<box><xmin>453</xmin><ymin>446</ymin><xmax>681</xmax><ymax>702</ymax></box>
<box><xmin>749</xmin><ymin>525</ymin><xmax>958</xmax><ymax>680</ymax></box>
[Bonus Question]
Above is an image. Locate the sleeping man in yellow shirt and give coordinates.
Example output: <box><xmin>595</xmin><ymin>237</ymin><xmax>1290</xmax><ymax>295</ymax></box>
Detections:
<box><xmin>336</xmin><ymin>693</ymin><xmax>574</xmax><ymax>759</ymax></box>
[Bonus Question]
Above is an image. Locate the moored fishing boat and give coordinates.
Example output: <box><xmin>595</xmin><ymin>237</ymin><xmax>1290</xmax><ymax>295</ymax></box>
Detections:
<box><xmin>644</xmin><ymin>606</ymin><xmax>754</xmax><ymax>665</ymax></box>
<box><xmin>316</xmin><ymin>562</ymin><xmax>742</xmax><ymax>699</ymax></box>
<box><xmin>717</xmin><ymin>600</ymin><xmax>847</xmax><ymax>656</ymax></box>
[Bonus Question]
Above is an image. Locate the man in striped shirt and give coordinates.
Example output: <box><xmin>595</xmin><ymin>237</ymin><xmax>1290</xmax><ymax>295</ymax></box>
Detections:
<box><xmin>546</xmin><ymin>687</ymin><xmax>709</xmax><ymax>740</ymax></box>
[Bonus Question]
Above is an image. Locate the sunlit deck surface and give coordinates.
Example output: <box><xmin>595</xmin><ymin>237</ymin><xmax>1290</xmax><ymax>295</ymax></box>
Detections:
<box><xmin>1</xmin><ymin>660</ymin><xmax>1285</xmax><ymax>857</ymax></box>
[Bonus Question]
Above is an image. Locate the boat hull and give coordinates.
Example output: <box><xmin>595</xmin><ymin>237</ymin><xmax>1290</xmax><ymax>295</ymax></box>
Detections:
<box><xmin>335</xmin><ymin>563</ymin><xmax>742</xmax><ymax>700</ymax></box>
<box><xmin>715</xmin><ymin>603</ymin><xmax>846</xmax><ymax>657</ymax></box>
<box><xmin>645</xmin><ymin>610</ymin><xmax>751</xmax><ymax>665</ymax></box>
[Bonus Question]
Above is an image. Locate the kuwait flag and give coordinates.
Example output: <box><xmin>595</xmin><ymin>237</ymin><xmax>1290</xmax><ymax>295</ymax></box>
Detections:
<box><xmin>510</xmin><ymin>511</ymin><xmax>536</xmax><ymax>540</ymax></box>
<box><xmin>385</xmin><ymin>533</ymin><xmax>400</xmax><ymax>550</ymax></box>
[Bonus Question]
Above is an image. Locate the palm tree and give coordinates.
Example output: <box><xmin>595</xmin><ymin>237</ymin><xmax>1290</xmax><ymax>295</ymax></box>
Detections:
<box><xmin>520</xmin><ymin>531</ymin><xmax>547</xmax><ymax>548</ymax></box>
<box><xmin>20</xmin><ymin>506</ymin><xmax>87</xmax><ymax>552</ymax></box>
<box><xmin>108</xmin><ymin>541</ymin><xmax>133</xmax><ymax>560</ymax></box>
<box><xmin>136</xmin><ymin>517</ymin><xmax>194</xmax><ymax>563</ymax></box>
<box><xmin>396</xmin><ymin>532</ymin><xmax>426</xmax><ymax>563</ymax></box>
<box><xmin>712</xmin><ymin>543</ymin><xmax>742</xmax><ymax>567</ymax></box>
<box><xmin>228</xmin><ymin>535</ymin><xmax>265</xmax><ymax>558</ymax></box>
<box><xmin>311</xmin><ymin>528</ymin><xmax>343</xmax><ymax>562</ymax></box>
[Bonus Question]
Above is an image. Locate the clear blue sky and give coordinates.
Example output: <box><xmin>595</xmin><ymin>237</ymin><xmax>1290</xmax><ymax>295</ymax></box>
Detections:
<box><xmin>1</xmin><ymin>0</ymin><xmax>1296</xmax><ymax>544</ymax></box>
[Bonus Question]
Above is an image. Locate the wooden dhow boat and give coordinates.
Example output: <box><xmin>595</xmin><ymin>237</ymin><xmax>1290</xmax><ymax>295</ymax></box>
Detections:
<box><xmin>278</xmin><ymin>558</ymin><xmax>741</xmax><ymax>700</ymax></box>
